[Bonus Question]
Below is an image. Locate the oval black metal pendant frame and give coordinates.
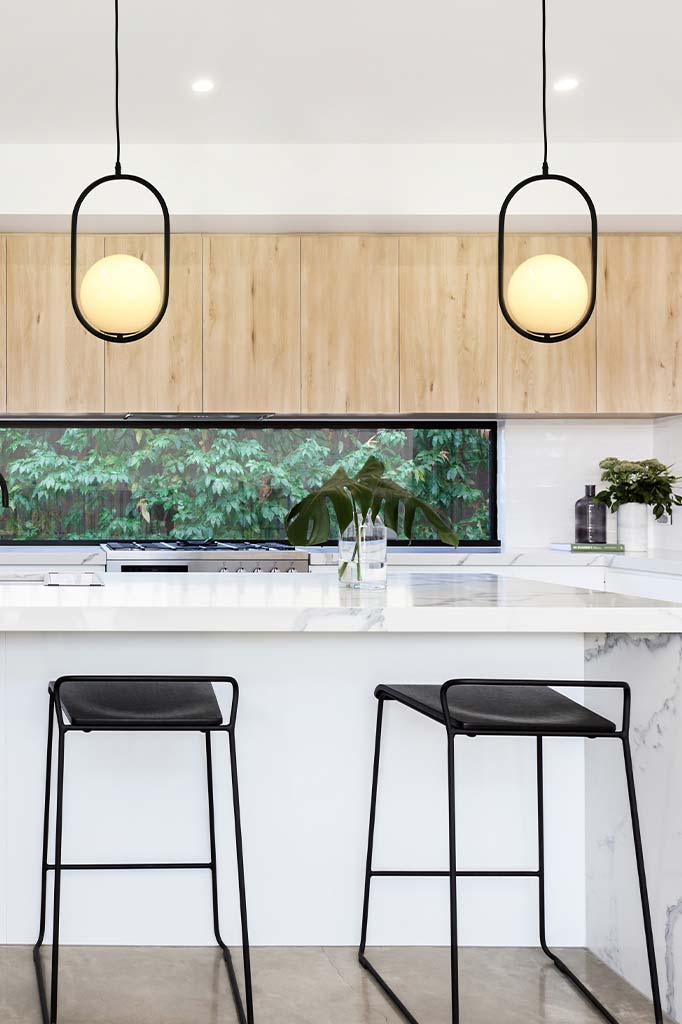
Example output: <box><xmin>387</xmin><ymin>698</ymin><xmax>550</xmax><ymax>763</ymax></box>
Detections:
<box><xmin>71</xmin><ymin>172</ymin><xmax>171</xmax><ymax>344</ymax></box>
<box><xmin>498</xmin><ymin>172</ymin><xmax>598</xmax><ymax>344</ymax></box>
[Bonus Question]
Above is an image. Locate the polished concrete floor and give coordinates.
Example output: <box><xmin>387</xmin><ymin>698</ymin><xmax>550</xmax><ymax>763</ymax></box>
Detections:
<box><xmin>0</xmin><ymin>946</ymin><xmax>667</xmax><ymax>1024</ymax></box>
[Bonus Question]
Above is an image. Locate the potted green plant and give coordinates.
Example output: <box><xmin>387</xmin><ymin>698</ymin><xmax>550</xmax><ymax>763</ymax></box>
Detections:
<box><xmin>596</xmin><ymin>457</ymin><xmax>682</xmax><ymax>552</ymax></box>
<box><xmin>285</xmin><ymin>455</ymin><xmax>459</xmax><ymax>588</ymax></box>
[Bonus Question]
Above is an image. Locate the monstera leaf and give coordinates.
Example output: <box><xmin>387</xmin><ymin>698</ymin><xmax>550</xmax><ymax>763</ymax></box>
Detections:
<box><xmin>285</xmin><ymin>456</ymin><xmax>459</xmax><ymax>547</ymax></box>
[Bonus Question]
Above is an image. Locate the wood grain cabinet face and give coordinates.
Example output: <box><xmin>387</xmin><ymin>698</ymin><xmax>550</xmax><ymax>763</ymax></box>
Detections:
<box><xmin>498</xmin><ymin>234</ymin><xmax>597</xmax><ymax>414</ymax></box>
<box><xmin>400</xmin><ymin>235</ymin><xmax>497</xmax><ymax>412</ymax></box>
<box><xmin>203</xmin><ymin>235</ymin><xmax>301</xmax><ymax>413</ymax></box>
<box><xmin>301</xmin><ymin>236</ymin><xmax>399</xmax><ymax>413</ymax></box>
<box><xmin>105</xmin><ymin>234</ymin><xmax>202</xmax><ymax>413</ymax></box>
<box><xmin>598</xmin><ymin>235</ymin><xmax>682</xmax><ymax>413</ymax></box>
<box><xmin>7</xmin><ymin>235</ymin><xmax>105</xmax><ymax>413</ymax></box>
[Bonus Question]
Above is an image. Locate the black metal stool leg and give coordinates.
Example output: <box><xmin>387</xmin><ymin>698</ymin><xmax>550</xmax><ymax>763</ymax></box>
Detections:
<box><xmin>33</xmin><ymin>693</ymin><xmax>55</xmax><ymax>1024</ymax></box>
<box><xmin>536</xmin><ymin>737</ymin><xmax>552</xmax><ymax>961</ymax></box>
<box><xmin>358</xmin><ymin>699</ymin><xmax>423</xmax><ymax>1024</ymax></box>
<box><xmin>359</xmin><ymin>697</ymin><xmax>384</xmax><ymax>959</ymax></box>
<box><xmin>229</xmin><ymin>730</ymin><xmax>255</xmax><ymax>1024</ymax></box>
<box><xmin>49</xmin><ymin>722</ymin><xmax>67</xmax><ymax>1024</ymax></box>
<box><xmin>622</xmin><ymin>735</ymin><xmax>663</xmax><ymax>1024</ymax></box>
<box><xmin>537</xmin><ymin>734</ymin><xmax>663</xmax><ymax>1024</ymax></box>
<box><xmin>205</xmin><ymin>731</ymin><xmax>254</xmax><ymax>1024</ymax></box>
<box><xmin>536</xmin><ymin>736</ymin><xmax>620</xmax><ymax>1023</ymax></box>
<box><xmin>446</xmin><ymin>731</ymin><xmax>460</xmax><ymax>1024</ymax></box>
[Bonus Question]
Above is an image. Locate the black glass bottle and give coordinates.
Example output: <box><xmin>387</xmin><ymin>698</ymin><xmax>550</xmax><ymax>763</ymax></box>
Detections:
<box><xmin>575</xmin><ymin>484</ymin><xmax>606</xmax><ymax>544</ymax></box>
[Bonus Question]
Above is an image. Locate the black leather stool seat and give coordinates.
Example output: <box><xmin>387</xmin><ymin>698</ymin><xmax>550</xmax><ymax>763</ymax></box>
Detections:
<box><xmin>375</xmin><ymin>681</ymin><xmax>616</xmax><ymax>734</ymax></box>
<box><xmin>50</xmin><ymin>679</ymin><xmax>223</xmax><ymax>727</ymax></box>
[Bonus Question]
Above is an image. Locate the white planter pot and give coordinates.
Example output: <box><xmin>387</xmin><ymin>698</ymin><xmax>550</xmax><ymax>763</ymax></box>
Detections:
<box><xmin>617</xmin><ymin>503</ymin><xmax>649</xmax><ymax>552</ymax></box>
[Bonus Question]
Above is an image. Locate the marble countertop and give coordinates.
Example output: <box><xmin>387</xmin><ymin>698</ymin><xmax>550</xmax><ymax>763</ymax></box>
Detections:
<box><xmin>309</xmin><ymin>547</ymin><xmax>682</xmax><ymax>575</ymax></box>
<box><xmin>0</xmin><ymin>571</ymin><xmax>679</xmax><ymax>633</ymax></box>
<box><xmin>0</xmin><ymin>546</ymin><xmax>106</xmax><ymax>565</ymax></box>
<box><xmin>1</xmin><ymin>545</ymin><xmax>682</xmax><ymax>578</ymax></box>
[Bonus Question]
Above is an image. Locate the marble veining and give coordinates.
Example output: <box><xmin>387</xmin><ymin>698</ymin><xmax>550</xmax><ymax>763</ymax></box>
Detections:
<box><xmin>585</xmin><ymin>632</ymin><xmax>682</xmax><ymax>1020</ymax></box>
<box><xmin>0</xmin><ymin>571</ymin><xmax>677</xmax><ymax>632</ymax></box>
<box><xmin>309</xmin><ymin>546</ymin><xmax>682</xmax><ymax>578</ymax></box>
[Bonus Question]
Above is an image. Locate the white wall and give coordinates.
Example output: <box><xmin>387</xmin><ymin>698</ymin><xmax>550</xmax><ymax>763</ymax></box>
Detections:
<box><xmin>653</xmin><ymin>416</ymin><xmax>682</xmax><ymax>551</ymax></box>
<box><xmin>502</xmin><ymin>419</ymin><xmax>655</xmax><ymax>549</ymax></box>
<box><xmin>3</xmin><ymin>142</ymin><xmax>682</xmax><ymax>229</ymax></box>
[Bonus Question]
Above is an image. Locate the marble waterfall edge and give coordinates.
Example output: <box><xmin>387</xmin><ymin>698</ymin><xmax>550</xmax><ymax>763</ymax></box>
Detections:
<box><xmin>585</xmin><ymin>632</ymin><xmax>682</xmax><ymax>1020</ymax></box>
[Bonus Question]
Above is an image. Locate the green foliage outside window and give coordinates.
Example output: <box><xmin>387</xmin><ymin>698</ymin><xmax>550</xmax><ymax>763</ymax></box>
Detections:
<box><xmin>0</xmin><ymin>424</ymin><xmax>494</xmax><ymax>543</ymax></box>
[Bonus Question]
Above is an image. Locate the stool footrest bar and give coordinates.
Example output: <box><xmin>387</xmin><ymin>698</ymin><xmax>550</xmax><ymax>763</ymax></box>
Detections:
<box><xmin>371</xmin><ymin>869</ymin><xmax>540</xmax><ymax>878</ymax></box>
<box><xmin>46</xmin><ymin>862</ymin><xmax>213</xmax><ymax>871</ymax></box>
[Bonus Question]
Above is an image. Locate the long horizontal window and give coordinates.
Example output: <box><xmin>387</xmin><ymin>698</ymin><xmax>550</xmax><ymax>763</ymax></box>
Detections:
<box><xmin>0</xmin><ymin>418</ymin><xmax>499</xmax><ymax>546</ymax></box>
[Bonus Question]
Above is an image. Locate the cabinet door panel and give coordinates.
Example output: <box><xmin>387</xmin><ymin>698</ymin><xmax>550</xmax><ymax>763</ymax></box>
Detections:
<box><xmin>301</xmin><ymin>236</ymin><xmax>399</xmax><ymax>413</ymax></box>
<box><xmin>498</xmin><ymin>234</ymin><xmax>596</xmax><ymax>414</ymax></box>
<box><xmin>7</xmin><ymin>235</ymin><xmax>105</xmax><ymax>413</ymax></box>
<box><xmin>105</xmin><ymin>234</ymin><xmax>202</xmax><ymax>413</ymax></box>
<box><xmin>400</xmin><ymin>235</ymin><xmax>497</xmax><ymax>412</ymax></box>
<box><xmin>598</xmin><ymin>235</ymin><xmax>682</xmax><ymax>413</ymax></box>
<box><xmin>203</xmin><ymin>235</ymin><xmax>300</xmax><ymax>413</ymax></box>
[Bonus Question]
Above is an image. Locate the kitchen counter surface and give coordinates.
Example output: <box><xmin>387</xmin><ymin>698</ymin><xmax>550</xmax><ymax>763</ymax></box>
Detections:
<box><xmin>0</xmin><ymin>570</ymin><xmax>680</xmax><ymax>633</ymax></box>
<box><xmin>1</xmin><ymin>544</ymin><xmax>682</xmax><ymax>578</ymax></box>
<box><xmin>308</xmin><ymin>546</ymin><xmax>682</xmax><ymax>575</ymax></box>
<box><xmin>0</xmin><ymin>545</ymin><xmax>105</xmax><ymax>565</ymax></box>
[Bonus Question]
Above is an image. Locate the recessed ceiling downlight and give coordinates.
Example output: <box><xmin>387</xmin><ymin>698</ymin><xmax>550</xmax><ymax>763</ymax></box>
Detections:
<box><xmin>554</xmin><ymin>77</ymin><xmax>579</xmax><ymax>92</ymax></box>
<box><xmin>192</xmin><ymin>78</ymin><xmax>215</xmax><ymax>93</ymax></box>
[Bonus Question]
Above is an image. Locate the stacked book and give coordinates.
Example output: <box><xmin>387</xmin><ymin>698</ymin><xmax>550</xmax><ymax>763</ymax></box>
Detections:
<box><xmin>550</xmin><ymin>542</ymin><xmax>625</xmax><ymax>553</ymax></box>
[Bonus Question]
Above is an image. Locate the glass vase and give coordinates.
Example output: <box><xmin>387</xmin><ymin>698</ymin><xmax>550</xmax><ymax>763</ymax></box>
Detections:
<box><xmin>338</xmin><ymin>513</ymin><xmax>388</xmax><ymax>589</ymax></box>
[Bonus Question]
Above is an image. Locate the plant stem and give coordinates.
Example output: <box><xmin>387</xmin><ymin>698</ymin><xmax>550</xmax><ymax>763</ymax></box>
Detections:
<box><xmin>350</xmin><ymin>496</ymin><xmax>362</xmax><ymax>582</ymax></box>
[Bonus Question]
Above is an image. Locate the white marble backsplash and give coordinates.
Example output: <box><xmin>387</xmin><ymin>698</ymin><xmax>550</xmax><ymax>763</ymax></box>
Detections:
<box><xmin>653</xmin><ymin>416</ymin><xmax>682</xmax><ymax>552</ymax></box>
<box><xmin>502</xmin><ymin>419</ymin><xmax>655</xmax><ymax>549</ymax></box>
<box><xmin>584</xmin><ymin>631</ymin><xmax>682</xmax><ymax>1020</ymax></box>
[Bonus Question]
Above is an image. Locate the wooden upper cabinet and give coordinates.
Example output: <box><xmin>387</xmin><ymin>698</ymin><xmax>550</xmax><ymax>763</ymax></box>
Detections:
<box><xmin>598</xmin><ymin>235</ymin><xmax>682</xmax><ymax>413</ymax></box>
<box><xmin>0</xmin><ymin>238</ymin><xmax>6</xmax><ymax>412</ymax></box>
<box><xmin>105</xmin><ymin>234</ymin><xmax>202</xmax><ymax>413</ymax></box>
<box><xmin>400</xmin><ymin>235</ymin><xmax>497</xmax><ymax>412</ymax></box>
<box><xmin>7</xmin><ymin>235</ymin><xmax>105</xmax><ymax>413</ymax></box>
<box><xmin>203</xmin><ymin>235</ymin><xmax>300</xmax><ymax>412</ymax></box>
<box><xmin>498</xmin><ymin>234</ymin><xmax>596</xmax><ymax>414</ymax></box>
<box><xmin>301</xmin><ymin>235</ymin><xmax>399</xmax><ymax>413</ymax></box>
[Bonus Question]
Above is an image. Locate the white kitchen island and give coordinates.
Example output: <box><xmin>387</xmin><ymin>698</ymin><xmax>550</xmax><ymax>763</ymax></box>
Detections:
<box><xmin>0</xmin><ymin>572</ymin><xmax>681</xmax><ymax>1018</ymax></box>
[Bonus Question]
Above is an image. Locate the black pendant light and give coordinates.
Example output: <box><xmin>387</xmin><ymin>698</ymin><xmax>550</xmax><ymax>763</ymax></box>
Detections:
<box><xmin>71</xmin><ymin>0</ymin><xmax>170</xmax><ymax>344</ymax></box>
<box><xmin>498</xmin><ymin>0</ymin><xmax>597</xmax><ymax>344</ymax></box>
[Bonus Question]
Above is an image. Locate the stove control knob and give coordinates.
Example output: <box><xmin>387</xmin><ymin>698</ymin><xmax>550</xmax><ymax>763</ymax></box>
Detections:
<box><xmin>253</xmin><ymin>567</ymin><xmax>262</xmax><ymax>573</ymax></box>
<box><xmin>287</xmin><ymin>567</ymin><xmax>297</xmax><ymax>573</ymax></box>
<box><xmin>236</xmin><ymin>567</ymin><xmax>245</xmax><ymax>573</ymax></box>
<box><xmin>270</xmin><ymin>567</ymin><xmax>279</xmax><ymax>573</ymax></box>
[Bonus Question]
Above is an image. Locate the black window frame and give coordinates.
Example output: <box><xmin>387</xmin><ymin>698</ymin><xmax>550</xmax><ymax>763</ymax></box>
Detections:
<box><xmin>0</xmin><ymin>414</ymin><xmax>500</xmax><ymax>548</ymax></box>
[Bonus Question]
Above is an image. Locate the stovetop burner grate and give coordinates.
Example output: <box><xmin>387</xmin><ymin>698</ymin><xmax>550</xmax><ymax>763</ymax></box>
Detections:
<box><xmin>104</xmin><ymin>540</ymin><xmax>295</xmax><ymax>553</ymax></box>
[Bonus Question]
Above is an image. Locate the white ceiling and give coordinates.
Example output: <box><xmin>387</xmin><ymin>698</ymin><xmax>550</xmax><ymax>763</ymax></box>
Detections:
<box><xmin>1</xmin><ymin>0</ymin><xmax>680</xmax><ymax>145</ymax></box>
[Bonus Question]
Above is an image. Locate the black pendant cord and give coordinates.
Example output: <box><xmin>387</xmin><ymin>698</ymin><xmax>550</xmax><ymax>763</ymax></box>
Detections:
<box><xmin>541</xmin><ymin>0</ymin><xmax>548</xmax><ymax>175</ymax></box>
<box><xmin>114</xmin><ymin>0</ymin><xmax>121</xmax><ymax>175</ymax></box>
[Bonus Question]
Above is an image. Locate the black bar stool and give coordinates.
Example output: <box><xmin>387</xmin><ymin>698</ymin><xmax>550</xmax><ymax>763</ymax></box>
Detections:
<box><xmin>33</xmin><ymin>675</ymin><xmax>254</xmax><ymax>1024</ymax></box>
<box><xmin>358</xmin><ymin>678</ymin><xmax>662</xmax><ymax>1024</ymax></box>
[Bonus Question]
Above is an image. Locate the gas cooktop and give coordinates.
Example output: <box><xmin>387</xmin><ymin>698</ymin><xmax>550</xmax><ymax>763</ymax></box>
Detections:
<box><xmin>101</xmin><ymin>540</ymin><xmax>310</xmax><ymax>573</ymax></box>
